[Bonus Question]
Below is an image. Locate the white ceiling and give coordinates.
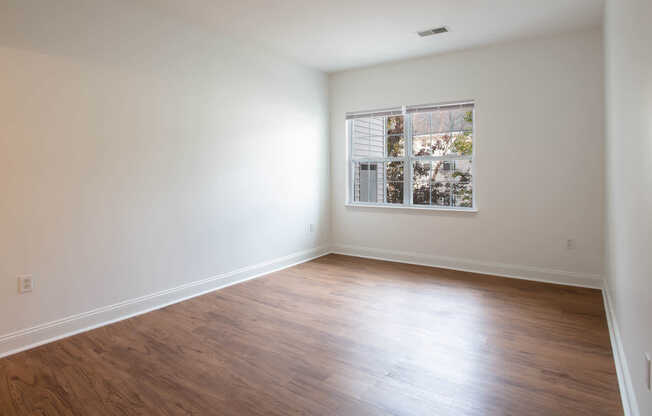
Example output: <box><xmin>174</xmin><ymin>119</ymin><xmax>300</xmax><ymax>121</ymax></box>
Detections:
<box><xmin>138</xmin><ymin>0</ymin><xmax>604</xmax><ymax>72</ymax></box>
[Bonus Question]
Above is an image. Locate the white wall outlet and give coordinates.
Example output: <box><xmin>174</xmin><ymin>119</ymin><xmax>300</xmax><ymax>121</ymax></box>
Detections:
<box><xmin>566</xmin><ymin>239</ymin><xmax>576</xmax><ymax>250</ymax></box>
<box><xmin>646</xmin><ymin>353</ymin><xmax>651</xmax><ymax>392</ymax></box>
<box><xmin>18</xmin><ymin>275</ymin><xmax>34</xmax><ymax>293</ymax></box>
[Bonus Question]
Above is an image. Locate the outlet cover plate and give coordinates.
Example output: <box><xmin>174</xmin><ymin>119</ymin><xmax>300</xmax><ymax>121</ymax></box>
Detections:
<box><xmin>18</xmin><ymin>275</ymin><xmax>34</xmax><ymax>293</ymax></box>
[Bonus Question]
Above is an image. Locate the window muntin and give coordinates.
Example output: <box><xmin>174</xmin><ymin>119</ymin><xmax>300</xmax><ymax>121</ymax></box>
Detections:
<box><xmin>348</xmin><ymin>102</ymin><xmax>474</xmax><ymax>209</ymax></box>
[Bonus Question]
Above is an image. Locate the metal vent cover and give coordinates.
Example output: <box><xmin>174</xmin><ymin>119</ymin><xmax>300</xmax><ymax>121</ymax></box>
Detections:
<box><xmin>417</xmin><ymin>26</ymin><xmax>449</xmax><ymax>37</ymax></box>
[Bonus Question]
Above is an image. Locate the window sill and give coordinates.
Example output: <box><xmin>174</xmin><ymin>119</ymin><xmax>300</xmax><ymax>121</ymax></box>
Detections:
<box><xmin>344</xmin><ymin>203</ymin><xmax>478</xmax><ymax>213</ymax></box>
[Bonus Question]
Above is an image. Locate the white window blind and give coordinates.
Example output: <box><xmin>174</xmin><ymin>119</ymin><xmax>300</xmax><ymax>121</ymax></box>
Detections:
<box><xmin>347</xmin><ymin>101</ymin><xmax>475</xmax><ymax>210</ymax></box>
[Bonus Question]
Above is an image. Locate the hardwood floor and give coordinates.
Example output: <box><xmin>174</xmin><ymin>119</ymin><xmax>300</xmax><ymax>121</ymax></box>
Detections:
<box><xmin>0</xmin><ymin>254</ymin><xmax>622</xmax><ymax>415</ymax></box>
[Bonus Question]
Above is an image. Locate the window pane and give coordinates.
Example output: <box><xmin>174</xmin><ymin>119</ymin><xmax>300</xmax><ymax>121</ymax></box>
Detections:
<box><xmin>451</xmin><ymin>159</ymin><xmax>472</xmax><ymax>183</ymax></box>
<box><xmin>411</xmin><ymin>106</ymin><xmax>473</xmax><ymax>156</ymax></box>
<box><xmin>386</xmin><ymin>182</ymin><xmax>404</xmax><ymax>204</ymax></box>
<box><xmin>412</xmin><ymin>134</ymin><xmax>431</xmax><ymax>156</ymax></box>
<box><xmin>453</xmin><ymin>183</ymin><xmax>473</xmax><ymax>207</ymax></box>
<box><xmin>351</xmin><ymin>135</ymin><xmax>384</xmax><ymax>158</ymax></box>
<box><xmin>432</xmin><ymin>159</ymin><xmax>472</xmax><ymax>183</ymax></box>
<box><xmin>351</xmin><ymin>117</ymin><xmax>384</xmax><ymax>158</ymax></box>
<box><xmin>462</xmin><ymin>108</ymin><xmax>473</xmax><ymax>132</ymax></box>
<box><xmin>431</xmin><ymin>133</ymin><xmax>454</xmax><ymax>156</ymax></box>
<box><xmin>353</xmin><ymin>117</ymin><xmax>384</xmax><ymax>137</ymax></box>
<box><xmin>353</xmin><ymin>162</ymin><xmax>383</xmax><ymax>203</ymax></box>
<box><xmin>387</xmin><ymin>135</ymin><xmax>405</xmax><ymax>157</ymax></box>
<box><xmin>431</xmin><ymin>159</ymin><xmax>473</xmax><ymax>207</ymax></box>
<box><xmin>412</xmin><ymin>112</ymin><xmax>429</xmax><ymax>135</ymax></box>
<box><xmin>386</xmin><ymin>161</ymin><xmax>404</xmax><ymax>182</ymax></box>
<box><xmin>452</xmin><ymin>132</ymin><xmax>473</xmax><ymax>156</ymax></box>
<box><xmin>351</xmin><ymin>136</ymin><xmax>369</xmax><ymax>158</ymax></box>
<box><xmin>352</xmin><ymin>118</ymin><xmax>370</xmax><ymax>138</ymax></box>
<box><xmin>413</xmin><ymin>161</ymin><xmax>431</xmax><ymax>205</ymax></box>
<box><xmin>431</xmin><ymin>106</ymin><xmax>473</xmax><ymax>133</ymax></box>
<box><xmin>386</xmin><ymin>161</ymin><xmax>404</xmax><ymax>204</ymax></box>
<box><xmin>430</xmin><ymin>132</ymin><xmax>473</xmax><ymax>156</ymax></box>
<box><xmin>436</xmin><ymin>160</ymin><xmax>455</xmax><ymax>182</ymax></box>
<box><xmin>386</xmin><ymin>115</ymin><xmax>404</xmax><ymax>135</ymax></box>
<box><xmin>432</xmin><ymin>182</ymin><xmax>452</xmax><ymax>206</ymax></box>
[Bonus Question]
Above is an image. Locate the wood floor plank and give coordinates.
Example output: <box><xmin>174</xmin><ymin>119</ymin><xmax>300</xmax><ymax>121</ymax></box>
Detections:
<box><xmin>0</xmin><ymin>254</ymin><xmax>623</xmax><ymax>415</ymax></box>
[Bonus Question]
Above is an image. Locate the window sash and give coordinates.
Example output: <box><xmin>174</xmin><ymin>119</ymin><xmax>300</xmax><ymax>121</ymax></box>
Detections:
<box><xmin>348</xmin><ymin>102</ymin><xmax>475</xmax><ymax>209</ymax></box>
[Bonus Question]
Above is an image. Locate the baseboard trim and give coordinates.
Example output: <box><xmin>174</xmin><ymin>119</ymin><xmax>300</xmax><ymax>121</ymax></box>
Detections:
<box><xmin>0</xmin><ymin>245</ymin><xmax>330</xmax><ymax>359</ymax></box>
<box><xmin>331</xmin><ymin>244</ymin><xmax>603</xmax><ymax>289</ymax></box>
<box><xmin>602</xmin><ymin>282</ymin><xmax>640</xmax><ymax>416</ymax></box>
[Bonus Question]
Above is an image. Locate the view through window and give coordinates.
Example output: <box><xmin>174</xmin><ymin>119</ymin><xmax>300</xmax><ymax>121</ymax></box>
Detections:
<box><xmin>347</xmin><ymin>101</ymin><xmax>475</xmax><ymax>209</ymax></box>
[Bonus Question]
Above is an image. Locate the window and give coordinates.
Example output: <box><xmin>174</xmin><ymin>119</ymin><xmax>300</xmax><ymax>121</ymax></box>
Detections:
<box><xmin>347</xmin><ymin>101</ymin><xmax>475</xmax><ymax>210</ymax></box>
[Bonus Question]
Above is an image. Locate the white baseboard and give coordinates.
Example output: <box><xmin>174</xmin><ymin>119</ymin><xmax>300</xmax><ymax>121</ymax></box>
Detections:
<box><xmin>0</xmin><ymin>245</ymin><xmax>330</xmax><ymax>359</ymax></box>
<box><xmin>331</xmin><ymin>244</ymin><xmax>603</xmax><ymax>289</ymax></box>
<box><xmin>603</xmin><ymin>282</ymin><xmax>640</xmax><ymax>416</ymax></box>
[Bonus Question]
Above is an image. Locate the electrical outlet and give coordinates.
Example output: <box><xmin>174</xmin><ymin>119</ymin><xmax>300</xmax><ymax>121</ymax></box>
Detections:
<box><xmin>646</xmin><ymin>353</ymin><xmax>651</xmax><ymax>392</ymax></box>
<box><xmin>18</xmin><ymin>275</ymin><xmax>34</xmax><ymax>293</ymax></box>
<box><xmin>566</xmin><ymin>239</ymin><xmax>576</xmax><ymax>250</ymax></box>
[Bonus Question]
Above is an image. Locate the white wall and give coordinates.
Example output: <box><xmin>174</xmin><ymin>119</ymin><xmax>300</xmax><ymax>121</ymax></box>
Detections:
<box><xmin>604</xmin><ymin>0</ymin><xmax>652</xmax><ymax>414</ymax></box>
<box><xmin>329</xmin><ymin>29</ymin><xmax>605</xmax><ymax>286</ymax></box>
<box><xmin>0</xmin><ymin>0</ymin><xmax>329</xmax><ymax>339</ymax></box>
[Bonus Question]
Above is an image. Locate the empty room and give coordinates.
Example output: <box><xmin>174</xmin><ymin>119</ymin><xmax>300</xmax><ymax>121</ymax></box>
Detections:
<box><xmin>1</xmin><ymin>0</ymin><xmax>650</xmax><ymax>415</ymax></box>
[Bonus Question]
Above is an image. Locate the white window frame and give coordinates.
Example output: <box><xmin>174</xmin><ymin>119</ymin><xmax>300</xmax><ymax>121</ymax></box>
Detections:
<box><xmin>346</xmin><ymin>100</ymin><xmax>477</xmax><ymax>212</ymax></box>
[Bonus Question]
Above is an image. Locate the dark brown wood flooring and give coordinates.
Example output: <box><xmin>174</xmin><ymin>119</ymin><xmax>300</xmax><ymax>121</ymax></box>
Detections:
<box><xmin>0</xmin><ymin>254</ymin><xmax>623</xmax><ymax>415</ymax></box>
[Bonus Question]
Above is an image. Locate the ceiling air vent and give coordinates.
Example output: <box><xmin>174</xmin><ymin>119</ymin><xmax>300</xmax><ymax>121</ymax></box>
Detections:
<box><xmin>417</xmin><ymin>26</ymin><xmax>449</xmax><ymax>37</ymax></box>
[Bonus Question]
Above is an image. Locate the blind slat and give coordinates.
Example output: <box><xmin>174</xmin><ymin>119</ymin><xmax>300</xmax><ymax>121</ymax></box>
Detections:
<box><xmin>406</xmin><ymin>101</ymin><xmax>474</xmax><ymax>114</ymax></box>
<box><xmin>346</xmin><ymin>107</ymin><xmax>403</xmax><ymax>120</ymax></box>
<box><xmin>346</xmin><ymin>101</ymin><xmax>473</xmax><ymax>119</ymax></box>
